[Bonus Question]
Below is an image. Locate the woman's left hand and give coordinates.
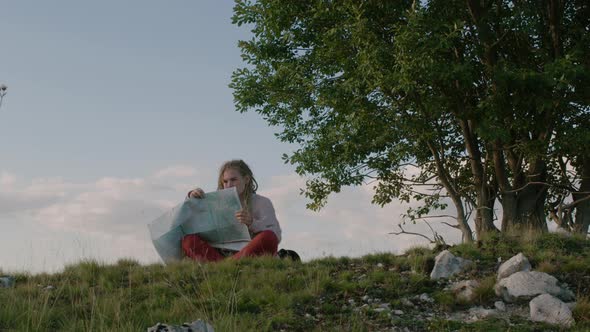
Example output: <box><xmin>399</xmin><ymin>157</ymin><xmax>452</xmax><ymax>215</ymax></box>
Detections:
<box><xmin>235</xmin><ymin>209</ymin><xmax>253</xmax><ymax>226</ymax></box>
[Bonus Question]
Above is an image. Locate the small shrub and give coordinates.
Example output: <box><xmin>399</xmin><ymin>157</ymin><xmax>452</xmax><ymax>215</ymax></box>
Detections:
<box><xmin>451</xmin><ymin>243</ymin><xmax>483</xmax><ymax>261</ymax></box>
<box><xmin>320</xmin><ymin>279</ymin><xmax>340</xmax><ymax>293</ymax></box>
<box><xmin>403</xmin><ymin>246</ymin><xmax>435</xmax><ymax>275</ymax></box>
<box><xmin>536</xmin><ymin>260</ymin><xmax>558</xmax><ymax>274</ymax></box>
<box><xmin>432</xmin><ymin>291</ymin><xmax>456</xmax><ymax>311</ymax></box>
<box><xmin>473</xmin><ymin>276</ymin><xmax>496</xmax><ymax>304</ymax></box>
<box><xmin>406</xmin><ymin>273</ymin><xmax>433</xmax><ymax>294</ymax></box>
<box><xmin>533</xmin><ymin>233</ymin><xmax>585</xmax><ymax>254</ymax></box>
<box><xmin>562</xmin><ymin>258</ymin><xmax>590</xmax><ymax>274</ymax></box>
<box><xmin>362</xmin><ymin>252</ymin><xmax>397</xmax><ymax>265</ymax></box>
<box><xmin>267</xmin><ymin>311</ymin><xmax>296</xmax><ymax>330</ymax></box>
<box><xmin>530</xmin><ymin>250</ymin><xmax>558</xmax><ymax>264</ymax></box>
<box><xmin>236</xmin><ymin>296</ymin><xmax>262</xmax><ymax>314</ymax></box>
<box><xmin>115</xmin><ymin>258</ymin><xmax>141</xmax><ymax>268</ymax></box>
<box><xmin>367</xmin><ymin>270</ymin><xmax>388</xmax><ymax>284</ymax></box>
<box><xmin>320</xmin><ymin>302</ymin><xmax>340</xmax><ymax>315</ymax></box>
<box><xmin>404</xmin><ymin>245</ymin><xmax>432</xmax><ymax>256</ymax></box>
<box><xmin>573</xmin><ymin>296</ymin><xmax>590</xmax><ymax>323</ymax></box>
<box><xmin>290</xmin><ymin>292</ymin><xmax>315</xmax><ymax>308</ymax></box>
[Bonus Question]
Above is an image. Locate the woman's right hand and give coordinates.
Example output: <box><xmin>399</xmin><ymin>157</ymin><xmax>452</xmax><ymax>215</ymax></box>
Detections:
<box><xmin>187</xmin><ymin>188</ymin><xmax>205</xmax><ymax>199</ymax></box>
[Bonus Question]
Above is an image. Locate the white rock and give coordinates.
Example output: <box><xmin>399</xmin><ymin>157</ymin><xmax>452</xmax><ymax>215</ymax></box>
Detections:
<box><xmin>147</xmin><ymin>320</ymin><xmax>214</xmax><ymax>332</ymax></box>
<box><xmin>393</xmin><ymin>310</ymin><xmax>404</xmax><ymax>315</ymax></box>
<box><xmin>450</xmin><ymin>280</ymin><xmax>480</xmax><ymax>302</ymax></box>
<box><xmin>494</xmin><ymin>271</ymin><xmax>575</xmax><ymax>303</ymax></box>
<box><xmin>497</xmin><ymin>253</ymin><xmax>531</xmax><ymax>280</ymax></box>
<box><xmin>530</xmin><ymin>294</ymin><xmax>574</xmax><ymax>328</ymax></box>
<box><xmin>494</xmin><ymin>301</ymin><xmax>506</xmax><ymax>311</ymax></box>
<box><xmin>401</xmin><ymin>298</ymin><xmax>415</xmax><ymax>307</ymax></box>
<box><xmin>419</xmin><ymin>293</ymin><xmax>434</xmax><ymax>303</ymax></box>
<box><xmin>467</xmin><ymin>306</ymin><xmax>496</xmax><ymax>322</ymax></box>
<box><xmin>430</xmin><ymin>250</ymin><xmax>473</xmax><ymax>280</ymax></box>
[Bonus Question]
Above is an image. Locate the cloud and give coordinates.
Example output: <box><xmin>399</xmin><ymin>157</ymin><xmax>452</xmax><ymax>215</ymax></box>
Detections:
<box><xmin>0</xmin><ymin>171</ymin><xmax>17</xmax><ymax>187</ymax></box>
<box><xmin>0</xmin><ymin>166</ymin><xmax>205</xmax><ymax>271</ymax></box>
<box><xmin>152</xmin><ymin>165</ymin><xmax>197</xmax><ymax>179</ymax></box>
<box><xmin>28</xmin><ymin>173</ymin><xmax>199</xmax><ymax>237</ymax></box>
<box><xmin>259</xmin><ymin>175</ymin><xmax>464</xmax><ymax>261</ymax></box>
<box><xmin>0</xmin><ymin>173</ymin><xmax>71</xmax><ymax>215</ymax></box>
<box><xmin>0</xmin><ymin>166</ymin><xmax>468</xmax><ymax>273</ymax></box>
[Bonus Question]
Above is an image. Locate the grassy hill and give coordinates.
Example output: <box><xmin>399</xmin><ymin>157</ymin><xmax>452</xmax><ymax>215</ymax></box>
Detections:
<box><xmin>1</xmin><ymin>233</ymin><xmax>589</xmax><ymax>331</ymax></box>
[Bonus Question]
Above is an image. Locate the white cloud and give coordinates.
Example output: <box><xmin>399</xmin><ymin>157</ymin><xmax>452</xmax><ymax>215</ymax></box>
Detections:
<box><xmin>0</xmin><ymin>166</ymin><xmax>468</xmax><ymax>273</ymax></box>
<box><xmin>260</xmin><ymin>176</ymin><xmax>463</xmax><ymax>261</ymax></box>
<box><xmin>32</xmin><ymin>176</ymin><xmax>179</xmax><ymax>235</ymax></box>
<box><xmin>0</xmin><ymin>171</ymin><xmax>16</xmax><ymax>188</ymax></box>
<box><xmin>0</xmin><ymin>166</ymin><xmax>202</xmax><ymax>272</ymax></box>
<box><xmin>24</xmin><ymin>177</ymin><xmax>75</xmax><ymax>197</ymax></box>
<box><xmin>0</xmin><ymin>173</ymin><xmax>69</xmax><ymax>216</ymax></box>
<box><xmin>152</xmin><ymin>165</ymin><xmax>197</xmax><ymax>179</ymax></box>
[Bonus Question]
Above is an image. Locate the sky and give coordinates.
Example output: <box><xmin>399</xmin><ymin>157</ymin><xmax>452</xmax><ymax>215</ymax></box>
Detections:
<box><xmin>0</xmin><ymin>1</ymin><xmax>463</xmax><ymax>273</ymax></box>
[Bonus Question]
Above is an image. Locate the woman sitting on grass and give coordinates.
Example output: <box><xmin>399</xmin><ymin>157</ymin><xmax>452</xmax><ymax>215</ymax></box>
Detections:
<box><xmin>182</xmin><ymin>159</ymin><xmax>282</xmax><ymax>262</ymax></box>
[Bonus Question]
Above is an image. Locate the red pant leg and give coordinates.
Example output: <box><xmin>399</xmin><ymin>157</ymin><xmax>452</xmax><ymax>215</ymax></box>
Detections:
<box><xmin>232</xmin><ymin>230</ymin><xmax>279</xmax><ymax>259</ymax></box>
<box><xmin>181</xmin><ymin>234</ymin><xmax>224</xmax><ymax>262</ymax></box>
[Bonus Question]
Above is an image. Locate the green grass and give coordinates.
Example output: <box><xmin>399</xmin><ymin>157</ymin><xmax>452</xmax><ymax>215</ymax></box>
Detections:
<box><xmin>0</xmin><ymin>233</ymin><xmax>589</xmax><ymax>331</ymax></box>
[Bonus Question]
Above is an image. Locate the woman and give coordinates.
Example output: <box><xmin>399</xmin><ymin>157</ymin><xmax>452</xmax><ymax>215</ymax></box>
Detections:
<box><xmin>181</xmin><ymin>159</ymin><xmax>282</xmax><ymax>262</ymax></box>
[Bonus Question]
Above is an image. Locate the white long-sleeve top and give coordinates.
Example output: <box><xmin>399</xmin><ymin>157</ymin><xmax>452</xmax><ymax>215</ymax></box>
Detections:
<box><xmin>248</xmin><ymin>194</ymin><xmax>282</xmax><ymax>243</ymax></box>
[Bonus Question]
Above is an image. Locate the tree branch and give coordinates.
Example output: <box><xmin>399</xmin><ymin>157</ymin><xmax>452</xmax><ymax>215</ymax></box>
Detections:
<box><xmin>441</xmin><ymin>221</ymin><xmax>460</xmax><ymax>229</ymax></box>
<box><xmin>414</xmin><ymin>215</ymin><xmax>458</xmax><ymax>220</ymax></box>
<box><xmin>389</xmin><ymin>224</ymin><xmax>435</xmax><ymax>243</ymax></box>
<box><xmin>501</xmin><ymin>181</ymin><xmax>578</xmax><ymax>194</ymax></box>
<box><xmin>561</xmin><ymin>194</ymin><xmax>590</xmax><ymax>211</ymax></box>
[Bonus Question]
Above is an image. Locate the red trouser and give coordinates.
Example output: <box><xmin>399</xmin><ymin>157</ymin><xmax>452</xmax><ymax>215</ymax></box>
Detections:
<box><xmin>181</xmin><ymin>230</ymin><xmax>279</xmax><ymax>262</ymax></box>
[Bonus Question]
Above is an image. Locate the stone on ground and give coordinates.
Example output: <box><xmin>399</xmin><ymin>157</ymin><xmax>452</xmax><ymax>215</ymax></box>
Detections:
<box><xmin>530</xmin><ymin>294</ymin><xmax>575</xmax><ymax>328</ymax></box>
<box><xmin>430</xmin><ymin>250</ymin><xmax>473</xmax><ymax>280</ymax></box>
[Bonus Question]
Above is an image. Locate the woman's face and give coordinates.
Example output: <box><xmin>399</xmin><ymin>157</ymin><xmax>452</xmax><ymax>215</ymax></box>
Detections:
<box><xmin>222</xmin><ymin>168</ymin><xmax>249</xmax><ymax>196</ymax></box>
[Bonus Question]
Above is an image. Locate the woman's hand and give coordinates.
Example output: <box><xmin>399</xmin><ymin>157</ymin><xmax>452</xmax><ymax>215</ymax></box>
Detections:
<box><xmin>187</xmin><ymin>188</ymin><xmax>205</xmax><ymax>199</ymax></box>
<box><xmin>235</xmin><ymin>209</ymin><xmax>253</xmax><ymax>227</ymax></box>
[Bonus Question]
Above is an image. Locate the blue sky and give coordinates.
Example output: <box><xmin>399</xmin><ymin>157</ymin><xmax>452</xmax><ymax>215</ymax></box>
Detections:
<box><xmin>0</xmin><ymin>1</ymin><xmax>460</xmax><ymax>273</ymax></box>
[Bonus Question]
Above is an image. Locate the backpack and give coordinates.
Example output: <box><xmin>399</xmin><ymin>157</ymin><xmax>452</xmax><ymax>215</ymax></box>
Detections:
<box><xmin>278</xmin><ymin>249</ymin><xmax>301</xmax><ymax>262</ymax></box>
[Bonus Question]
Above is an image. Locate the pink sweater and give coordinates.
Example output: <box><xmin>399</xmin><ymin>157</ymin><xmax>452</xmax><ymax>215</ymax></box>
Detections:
<box><xmin>249</xmin><ymin>194</ymin><xmax>282</xmax><ymax>243</ymax></box>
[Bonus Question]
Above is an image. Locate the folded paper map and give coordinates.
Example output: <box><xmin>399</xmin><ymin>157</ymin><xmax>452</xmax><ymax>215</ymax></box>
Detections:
<box><xmin>148</xmin><ymin>187</ymin><xmax>251</xmax><ymax>263</ymax></box>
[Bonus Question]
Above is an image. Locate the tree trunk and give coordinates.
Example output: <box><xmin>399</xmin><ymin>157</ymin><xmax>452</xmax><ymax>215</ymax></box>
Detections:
<box><xmin>458</xmin><ymin>119</ymin><xmax>498</xmax><ymax>239</ymax></box>
<box><xmin>500</xmin><ymin>193</ymin><xmax>518</xmax><ymax>232</ymax></box>
<box><xmin>503</xmin><ymin>160</ymin><xmax>549</xmax><ymax>233</ymax></box>
<box><xmin>573</xmin><ymin>157</ymin><xmax>590</xmax><ymax>234</ymax></box>
<box><xmin>456</xmin><ymin>200</ymin><xmax>474</xmax><ymax>243</ymax></box>
<box><xmin>475</xmin><ymin>189</ymin><xmax>497</xmax><ymax>238</ymax></box>
<box><xmin>427</xmin><ymin>140</ymin><xmax>474</xmax><ymax>242</ymax></box>
<box><xmin>515</xmin><ymin>184</ymin><xmax>549</xmax><ymax>232</ymax></box>
<box><xmin>494</xmin><ymin>142</ymin><xmax>548</xmax><ymax>233</ymax></box>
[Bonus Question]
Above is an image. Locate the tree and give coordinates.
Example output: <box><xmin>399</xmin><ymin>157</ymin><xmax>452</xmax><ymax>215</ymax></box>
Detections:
<box><xmin>231</xmin><ymin>0</ymin><xmax>590</xmax><ymax>240</ymax></box>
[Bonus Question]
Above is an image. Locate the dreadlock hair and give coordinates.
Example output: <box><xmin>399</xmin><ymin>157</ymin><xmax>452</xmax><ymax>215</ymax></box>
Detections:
<box><xmin>217</xmin><ymin>159</ymin><xmax>258</xmax><ymax>211</ymax></box>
